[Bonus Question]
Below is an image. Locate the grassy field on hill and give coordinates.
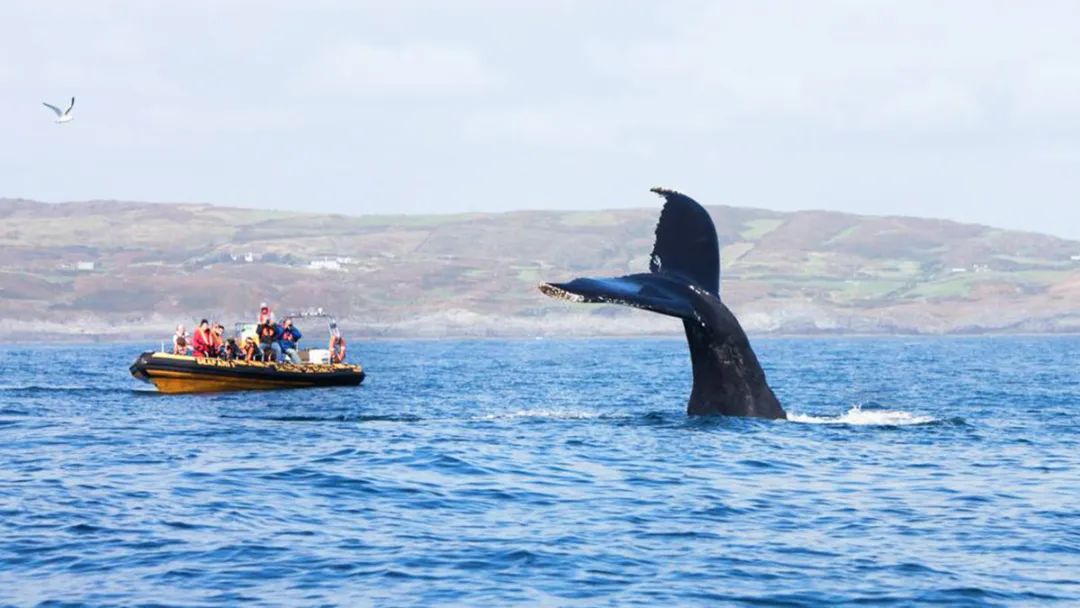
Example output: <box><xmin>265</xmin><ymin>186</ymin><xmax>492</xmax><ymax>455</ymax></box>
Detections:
<box><xmin>1</xmin><ymin>197</ymin><xmax>1078</xmax><ymax>339</ymax></box>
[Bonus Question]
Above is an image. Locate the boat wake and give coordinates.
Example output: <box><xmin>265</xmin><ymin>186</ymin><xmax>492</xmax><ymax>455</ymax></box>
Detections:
<box><xmin>788</xmin><ymin>404</ymin><xmax>937</xmax><ymax>426</ymax></box>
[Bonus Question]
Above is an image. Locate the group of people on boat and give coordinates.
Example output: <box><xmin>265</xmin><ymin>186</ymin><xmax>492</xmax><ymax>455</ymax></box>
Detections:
<box><xmin>170</xmin><ymin>302</ymin><xmax>347</xmax><ymax>364</ymax></box>
<box><xmin>254</xmin><ymin>315</ymin><xmax>303</xmax><ymax>363</ymax></box>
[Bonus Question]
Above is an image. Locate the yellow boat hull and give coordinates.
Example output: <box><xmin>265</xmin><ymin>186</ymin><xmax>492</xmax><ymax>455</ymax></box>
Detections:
<box><xmin>130</xmin><ymin>352</ymin><xmax>365</xmax><ymax>394</ymax></box>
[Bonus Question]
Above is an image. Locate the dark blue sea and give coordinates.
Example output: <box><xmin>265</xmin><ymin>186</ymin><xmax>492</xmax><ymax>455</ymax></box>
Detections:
<box><xmin>0</xmin><ymin>337</ymin><xmax>1077</xmax><ymax>606</ymax></box>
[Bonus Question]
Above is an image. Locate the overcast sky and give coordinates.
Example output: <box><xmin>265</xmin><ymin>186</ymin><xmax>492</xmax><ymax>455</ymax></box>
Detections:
<box><xmin>3</xmin><ymin>1</ymin><xmax>1079</xmax><ymax>238</ymax></box>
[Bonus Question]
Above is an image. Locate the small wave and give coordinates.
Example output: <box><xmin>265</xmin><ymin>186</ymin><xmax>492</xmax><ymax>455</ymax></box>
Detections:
<box><xmin>219</xmin><ymin>413</ymin><xmax>422</xmax><ymax>423</ymax></box>
<box><xmin>475</xmin><ymin>409</ymin><xmax>615</xmax><ymax>421</ymax></box>
<box><xmin>0</xmin><ymin>385</ymin><xmax>97</xmax><ymax>393</ymax></box>
<box><xmin>788</xmin><ymin>404</ymin><xmax>937</xmax><ymax>426</ymax></box>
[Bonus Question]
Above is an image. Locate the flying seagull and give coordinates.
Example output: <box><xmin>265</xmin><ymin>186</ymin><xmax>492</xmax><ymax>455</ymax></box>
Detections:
<box><xmin>42</xmin><ymin>97</ymin><xmax>75</xmax><ymax>123</ymax></box>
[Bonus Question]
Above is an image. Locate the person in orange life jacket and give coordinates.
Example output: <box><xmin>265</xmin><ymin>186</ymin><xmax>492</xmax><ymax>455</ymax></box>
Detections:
<box><xmin>276</xmin><ymin>318</ymin><xmax>303</xmax><ymax>364</ymax></box>
<box><xmin>192</xmin><ymin>319</ymin><xmax>213</xmax><ymax>358</ymax></box>
<box><xmin>211</xmin><ymin>323</ymin><xmax>227</xmax><ymax>358</ymax></box>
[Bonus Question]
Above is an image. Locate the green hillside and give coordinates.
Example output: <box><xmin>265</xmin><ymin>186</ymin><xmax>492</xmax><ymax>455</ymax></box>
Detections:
<box><xmin>1</xmin><ymin>197</ymin><xmax>1078</xmax><ymax>339</ymax></box>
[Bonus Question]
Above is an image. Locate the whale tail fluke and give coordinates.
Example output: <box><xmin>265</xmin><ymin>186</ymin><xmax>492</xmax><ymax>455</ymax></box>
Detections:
<box><xmin>538</xmin><ymin>274</ymin><xmax>695</xmax><ymax>319</ymax></box>
<box><xmin>538</xmin><ymin>187</ymin><xmax>785</xmax><ymax>419</ymax></box>
<box><xmin>537</xmin><ymin>188</ymin><xmax>720</xmax><ymax>322</ymax></box>
<box><xmin>648</xmin><ymin>188</ymin><xmax>720</xmax><ymax>295</ymax></box>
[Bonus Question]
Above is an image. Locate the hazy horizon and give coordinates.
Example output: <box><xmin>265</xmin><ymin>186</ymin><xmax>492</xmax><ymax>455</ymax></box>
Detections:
<box><xmin>4</xmin><ymin>1</ymin><xmax>1080</xmax><ymax>239</ymax></box>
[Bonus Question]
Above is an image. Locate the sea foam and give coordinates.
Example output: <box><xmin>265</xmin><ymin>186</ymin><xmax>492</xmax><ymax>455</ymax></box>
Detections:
<box><xmin>788</xmin><ymin>404</ymin><xmax>937</xmax><ymax>426</ymax></box>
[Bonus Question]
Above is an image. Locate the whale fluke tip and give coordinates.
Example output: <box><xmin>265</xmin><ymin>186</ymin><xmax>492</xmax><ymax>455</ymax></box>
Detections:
<box><xmin>650</xmin><ymin>187</ymin><xmax>684</xmax><ymax>198</ymax></box>
<box><xmin>538</xmin><ymin>282</ymin><xmax>586</xmax><ymax>303</ymax></box>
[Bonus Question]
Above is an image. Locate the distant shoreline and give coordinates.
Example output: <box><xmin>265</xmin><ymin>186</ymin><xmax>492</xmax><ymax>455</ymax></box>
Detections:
<box><xmin>6</xmin><ymin>330</ymin><xmax>1079</xmax><ymax>347</ymax></box>
<box><xmin>3</xmin><ymin>199</ymin><xmax>1077</xmax><ymax>347</ymax></box>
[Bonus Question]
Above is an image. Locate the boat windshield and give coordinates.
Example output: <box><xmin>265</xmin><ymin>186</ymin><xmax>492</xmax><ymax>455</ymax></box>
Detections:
<box><xmin>233</xmin><ymin>322</ymin><xmax>259</xmax><ymax>342</ymax></box>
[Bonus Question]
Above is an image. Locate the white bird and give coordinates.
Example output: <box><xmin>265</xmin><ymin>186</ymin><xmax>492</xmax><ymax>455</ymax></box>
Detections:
<box><xmin>42</xmin><ymin>97</ymin><xmax>75</xmax><ymax>123</ymax></box>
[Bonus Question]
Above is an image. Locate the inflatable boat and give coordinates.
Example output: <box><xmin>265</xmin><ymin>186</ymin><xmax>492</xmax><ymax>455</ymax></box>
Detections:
<box><xmin>130</xmin><ymin>351</ymin><xmax>365</xmax><ymax>394</ymax></box>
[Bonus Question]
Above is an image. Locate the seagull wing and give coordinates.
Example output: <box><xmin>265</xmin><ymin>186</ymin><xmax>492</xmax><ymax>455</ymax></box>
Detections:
<box><xmin>42</xmin><ymin>102</ymin><xmax>63</xmax><ymax>117</ymax></box>
<box><xmin>64</xmin><ymin>97</ymin><xmax>75</xmax><ymax>115</ymax></box>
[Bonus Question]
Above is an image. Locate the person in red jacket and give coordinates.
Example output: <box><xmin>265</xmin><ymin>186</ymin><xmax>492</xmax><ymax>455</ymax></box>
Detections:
<box><xmin>192</xmin><ymin>319</ymin><xmax>213</xmax><ymax>358</ymax></box>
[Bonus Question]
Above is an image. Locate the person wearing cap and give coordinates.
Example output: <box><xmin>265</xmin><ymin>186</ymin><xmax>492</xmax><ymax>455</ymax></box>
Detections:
<box><xmin>258</xmin><ymin>302</ymin><xmax>274</xmax><ymax>325</ymax></box>
<box><xmin>329</xmin><ymin>334</ymin><xmax>347</xmax><ymax>363</ymax></box>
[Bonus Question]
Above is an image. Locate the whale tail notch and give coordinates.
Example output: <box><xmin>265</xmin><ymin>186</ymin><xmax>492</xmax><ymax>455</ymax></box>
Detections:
<box><xmin>538</xmin><ymin>188</ymin><xmax>721</xmax><ymax>321</ymax></box>
<box><xmin>648</xmin><ymin>187</ymin><xmax>720</xmax><ymax>295</ymax></box>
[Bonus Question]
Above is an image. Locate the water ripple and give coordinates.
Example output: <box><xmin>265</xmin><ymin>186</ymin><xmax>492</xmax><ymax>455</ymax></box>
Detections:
<box><xmin>0</xmin><ymin>337</ymin><xmax>1077</xmax><ymax>605</ymax></box>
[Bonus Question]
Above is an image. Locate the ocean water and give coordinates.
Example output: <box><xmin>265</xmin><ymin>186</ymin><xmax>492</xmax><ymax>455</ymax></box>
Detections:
<box><xmin>0</xmin><ymin>336</ymin><xmax>1077</xmax><ymax>606</ymax></box>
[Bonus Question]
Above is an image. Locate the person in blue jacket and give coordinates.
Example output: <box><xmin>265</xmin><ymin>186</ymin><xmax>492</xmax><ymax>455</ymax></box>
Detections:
<box><xmin>277</xmin><ymin>317</ymin><xmax>303</xmax><ymax>364</ymax></box>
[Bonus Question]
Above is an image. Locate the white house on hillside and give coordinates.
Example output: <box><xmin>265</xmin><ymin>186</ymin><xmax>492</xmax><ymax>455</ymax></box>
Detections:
<box><xmin>308</xmin><ymin>259</ymin><xmax>346</xmax><ymax>272</ymax></box>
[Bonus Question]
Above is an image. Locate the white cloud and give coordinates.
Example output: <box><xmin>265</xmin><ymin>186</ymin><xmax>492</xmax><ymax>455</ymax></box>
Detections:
<box><xmin>583</xmin><ymin>1</ymin><xmax>1080</xmax><ymax>132</ymax></box>
<box><xmin>464</xmin><ymin>102</ymin><xmax>629</xmax><ymax>149</ymax></box>
<box><xmin>856</xmin><ymin>80</ymin><xmax>983</xmax><ymax>131</ymax></box>
<box><xmin>0</xmin><ymin>62</ymin><xmax>20</xmax><ymax>85</ymax></box>
<box><xmin>1013</xmin><ymin>61</ymin><xmax>1080</xmax><ymax>123</ymax></box>
<box><xmin>462</xmin><ymin>95</ymin><xmax>730</xmax><ymax>150</ymax></box>
<box><xmin>2</xmin><ymin>1</ymin><xmax>1080</xmax><ymax>237</ymax></box>
<box><xmin>299</xmin><ymin>41</ymin><xmax>497</xmax><ymax>97</ymax></box>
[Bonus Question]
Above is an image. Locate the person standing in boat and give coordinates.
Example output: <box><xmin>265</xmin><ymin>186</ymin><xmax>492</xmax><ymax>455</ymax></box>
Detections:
<box><xmin>258</xmin><ymin>302</ymin><xmax>274</xmax><ymax>325</ymax></box>
<box><xmin>277</xmin><ymin>318</ymin><xmax>303</xmax><ymax>364</ymax></box>
<box><xmin>192</xmin><ymin>319</ymin><xmax>213</xmax><ymax>358</ymax></box>
<box><xmin>329</xmin><ymin>332</ymin><xmax>346</xmax><ymax>363</ymax></box>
